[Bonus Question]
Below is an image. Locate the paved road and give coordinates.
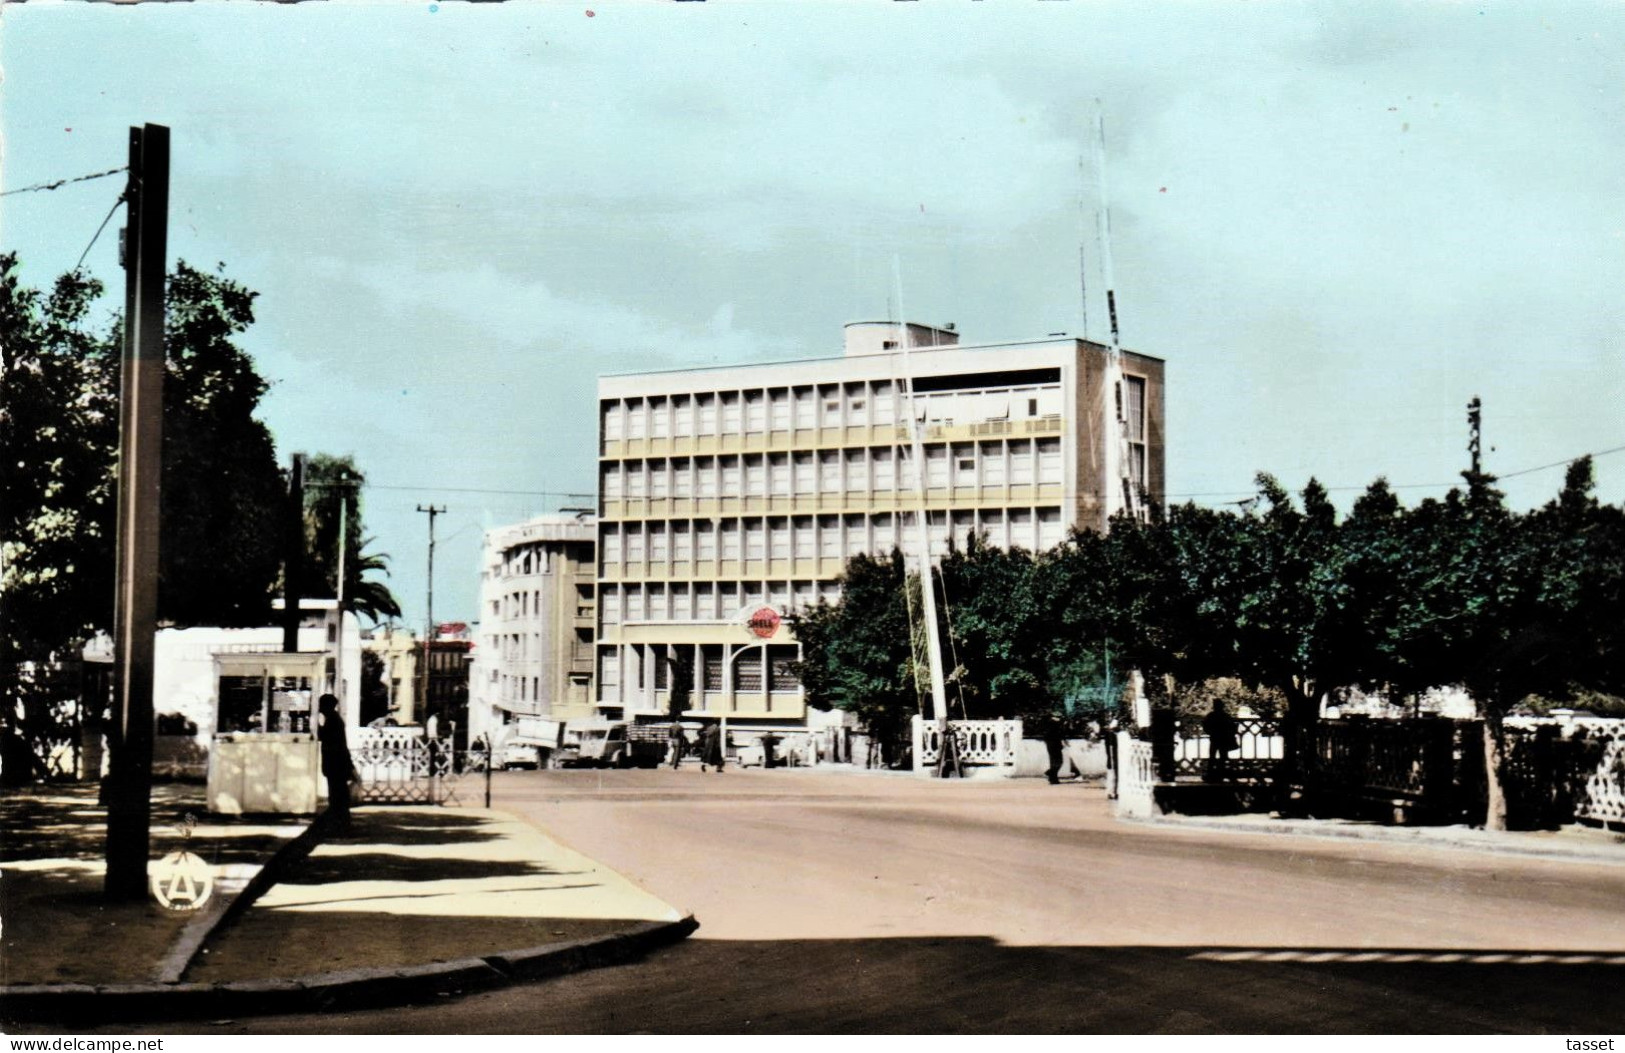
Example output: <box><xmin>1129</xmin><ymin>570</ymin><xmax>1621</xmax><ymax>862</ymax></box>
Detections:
<box><xmin>179</xmin><ymin>768</ymin><xmax>1625</xmax><ymax>1033</ymax></box>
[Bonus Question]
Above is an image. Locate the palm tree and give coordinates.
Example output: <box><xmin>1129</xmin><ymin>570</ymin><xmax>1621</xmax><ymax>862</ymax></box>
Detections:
<box><xmin>344</xmin><ymin>538</ymin><xmax>403</xmax><ymax>625</ymax></box>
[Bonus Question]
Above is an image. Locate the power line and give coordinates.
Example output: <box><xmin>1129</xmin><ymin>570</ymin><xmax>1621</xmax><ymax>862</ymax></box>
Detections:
<box><xmin>366</xmin><ymin>483</ymin><xmax>594</xmax><ymax>498</ymax></box>
<box><xmin>73</xmin><ymin>192</ymin><xmax>127</xmax><ymax>273</ymax></box>
<box><xmin>1</xmin><ymin>165</ymin><xmax>128</xmax><ymax>198</ymax></box>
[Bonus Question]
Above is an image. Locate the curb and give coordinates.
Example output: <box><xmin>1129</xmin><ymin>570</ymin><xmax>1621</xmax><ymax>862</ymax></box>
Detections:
<box><xmin>0</xmin><ymin>914</ymin><xmax>699</xmax><ymax>1025</ymax></box>
<box><xmin>1125</xmin><ymin>813</ymin><xmax>1625</xmax><ymax>866</ymax></box>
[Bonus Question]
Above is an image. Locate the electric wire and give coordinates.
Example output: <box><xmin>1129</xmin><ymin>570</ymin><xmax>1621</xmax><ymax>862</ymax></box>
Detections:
<box><xmin>73</xmin><ymin>193</ymin><xmax>126</xmax><ymax>274</ymax></box>
<box><xmin>2</xmin><ymin>166</ymin><xmax>128</xmax><ymax>197</ymax></box>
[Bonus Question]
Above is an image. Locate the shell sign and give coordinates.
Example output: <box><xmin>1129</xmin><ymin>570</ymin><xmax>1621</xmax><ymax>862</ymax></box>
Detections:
<box><xmin>745</xmin><ymin>606</ymin><xmax>782</xmax><ymax>639</ymax></box>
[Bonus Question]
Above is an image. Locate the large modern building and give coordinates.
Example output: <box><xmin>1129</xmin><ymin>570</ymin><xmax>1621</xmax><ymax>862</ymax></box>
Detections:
<box><xmin>467</xmin><ymin>513</ymin><xmax>598</xmax><ymax>745</ymax></box>
<box><xmin>593</xmin><ymin>321</ymin><xmax>1165</xmax><ymax>735</ymax></box>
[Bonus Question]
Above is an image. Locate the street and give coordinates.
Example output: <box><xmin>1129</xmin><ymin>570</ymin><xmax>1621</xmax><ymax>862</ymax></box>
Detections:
<box><xmin>165</xmin><ymin>768</ymin><xmax>1625</xmax><ymax>1033</ymax></box>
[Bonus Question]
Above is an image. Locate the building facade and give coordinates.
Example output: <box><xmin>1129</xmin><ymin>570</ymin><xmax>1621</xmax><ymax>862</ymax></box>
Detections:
<box><xmin>360</xmin><ymin>625</ymin><xmax>420</xmax><ymax>725</ymax></box>
<box><xmin>593</xmin><ymin>322</ymin><xmax>1166</xmax><ymax>733</ymax></box>
<box><xmin>467</xmin><ymin>513</ymin><xmax>598</xmax><ymax>745</ymax></box>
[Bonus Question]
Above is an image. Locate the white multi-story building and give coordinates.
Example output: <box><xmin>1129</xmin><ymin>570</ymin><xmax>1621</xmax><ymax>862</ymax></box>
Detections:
<box><xmin>468</xmin><ymin>512</ymin><xmax>597</xmax><ymax>745</ymax></box>
<box><xmin>593</xmin><ymin>321</ymin><xmax>1166</xmax><ymax>735</ymax></box>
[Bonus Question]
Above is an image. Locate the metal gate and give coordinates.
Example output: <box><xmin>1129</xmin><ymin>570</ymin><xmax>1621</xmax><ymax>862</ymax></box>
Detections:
<box><xmin>352</xmin><ymin>729</ymin><xmax>457</xmax><ymax>805</ymax></box>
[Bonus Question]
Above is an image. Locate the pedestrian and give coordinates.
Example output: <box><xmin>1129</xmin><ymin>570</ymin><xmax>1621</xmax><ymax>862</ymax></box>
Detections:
<box><xmin>669</xmin><ymin>723</ymin><xmax>689</xmax><ymax>770</ymax></box>
<box><xmin>698</xmin><ymin>722</ymin><xmax>725</xmax><ymax>773</ymax></box>
<box><xmin>1203</xmin><ymin>699</ymin><xmax>1238</xmax><ymax>782</ymax></box>
<box><xmin>1042</xmin><ymin>717</ymin><xmax>1067</xmax><ymax>785</ymax></box>
<box><xmin>316</xmin><ymin>693</ymin><xmax>355</xmax><ymax>829</ymax></box>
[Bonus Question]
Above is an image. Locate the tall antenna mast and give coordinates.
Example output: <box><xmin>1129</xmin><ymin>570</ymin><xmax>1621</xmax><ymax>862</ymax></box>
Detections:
<box><xmin>1094</xmin><ymin>106</ymin><xmax>1141</xmax><ymax>522</ymax></box>
<box><xmin>1076</xmin><ymin>152</ymin><xmax>1091</xmax><ymax>340</ymax></box>
<box><xmin>893</xmin><ymin>258</ymin><xmax>950</xmax><ymax>731</ymax></box>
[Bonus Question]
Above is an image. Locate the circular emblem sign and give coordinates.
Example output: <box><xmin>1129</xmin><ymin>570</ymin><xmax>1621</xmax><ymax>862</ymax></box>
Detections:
<box><xmin>151</xmin><ymin>849</ymin><xmax>214</xmax><ymax>912</ymax></box>
<box><xmin>745</xmin><ymin>606</ymin><xmax>781</xmax><ymax>639</ymax></box>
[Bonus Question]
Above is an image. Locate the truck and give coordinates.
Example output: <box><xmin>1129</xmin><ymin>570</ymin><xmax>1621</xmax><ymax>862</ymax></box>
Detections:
<box><xmin>574</xmin><ymin>722</ymin><xmax>669</xmax><ymax>769</ymax></box>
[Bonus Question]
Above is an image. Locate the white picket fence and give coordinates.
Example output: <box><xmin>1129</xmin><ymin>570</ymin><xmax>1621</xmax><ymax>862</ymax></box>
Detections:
<box><xmin>911</xmin><ymin>716</ymin><xmax>1023</xmax><ymax>776</ymax></box>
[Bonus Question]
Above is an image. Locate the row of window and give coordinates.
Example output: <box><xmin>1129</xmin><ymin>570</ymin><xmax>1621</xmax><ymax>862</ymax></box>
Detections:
<box><xmin>599</xmin><ymin>643</ymin><xmax>801</xmax><ymax>695</ymax></box>
<box><xmin>601</xmin><ymin>382</ymin><xmax>1064</xmax><ymax>442</ymax></box>
<box><xmin>598</xmin><ymin>507</ymin><xmax>1067</xmax><ymax>579</ymax></box>
<box><xmin>600</xmin><ymin>438</ymin><xmax>1065</xmax><ymax>501</ymax></box>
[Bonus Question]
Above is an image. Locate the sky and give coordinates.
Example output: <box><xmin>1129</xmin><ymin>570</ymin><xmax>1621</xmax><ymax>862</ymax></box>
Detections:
<box><xmin>4</xmin><ymin>1</ymin><xmax>1623</xmax><ymax>630</ymax></box>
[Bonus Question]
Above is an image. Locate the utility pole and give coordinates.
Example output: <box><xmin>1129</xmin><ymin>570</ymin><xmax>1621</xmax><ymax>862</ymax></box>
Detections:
<box><xmin>282</xmin><ymin>453</ymin><xmax>306</xmax><ymax>654</ymax></box>
<box><xmin>105</xmin><ymin>123</ymin><xmax>169</xmax><ymax>901</ymax></box>
<box><xmin>416</xmin><ymin>505</ymin><xmax>445</xmax><ymax>728</ymax></box>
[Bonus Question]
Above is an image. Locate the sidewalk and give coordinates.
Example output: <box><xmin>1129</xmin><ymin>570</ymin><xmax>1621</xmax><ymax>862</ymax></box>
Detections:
<box><xmin>1133</xmin><ymin>809</ymin><xmax>1625</xmax><ymax>865</ymax></box>
<box><xmin>1</xmin><ymin>789</ymin><xmax>694</xmax><ymax>1025</ymax></box>
<box><xmin>187</xmin><ymin>806</ymin><xmax>687</xmax><ymax>982</ymax></box>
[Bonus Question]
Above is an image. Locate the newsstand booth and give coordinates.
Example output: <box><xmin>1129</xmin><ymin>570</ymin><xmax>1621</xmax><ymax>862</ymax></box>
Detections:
<box><xmin>205</xmin><ymin>651</ymin><xmax>327</xmax><ymax>815</ymax></box>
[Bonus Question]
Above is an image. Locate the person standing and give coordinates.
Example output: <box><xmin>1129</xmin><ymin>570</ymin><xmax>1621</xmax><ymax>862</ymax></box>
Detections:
<box><xmin>316</xmin><ymin>693</ymin><xmax>354</xmax><ymax>828</ymax></box>
<box><xmin>698</xmin><ymin>722</ymin><xmax>725</xmax><ymax>773</ymax></box>
<box><xmin>668</xmin><ymin>723</ymin><xmax>689</xmax><ymax>770</ymax></box>
<box><xmin>1042</xmin><ymin>718</ymin><xmax>1067</xmax><ymax>785</ymax></box>
<box><xmin>1203</xmin><ymin>699</ymin><xmax>1238</xmax><ymax>782</ymax></box>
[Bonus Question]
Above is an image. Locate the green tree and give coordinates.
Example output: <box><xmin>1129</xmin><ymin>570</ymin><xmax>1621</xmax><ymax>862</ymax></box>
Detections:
<box><xmin>665</xmin><ymin>648</ymin><xmax>694</xmax><ymax>719</ymax></box>
<box><xmin>301</xmin><ymin>455</ymin><xmax>401</xmax><ymax>625</ymax></box>
<box><xmin>789</xmin><ymin>551</ymin><xmax>918</xmax><ymax>761</ymax></box>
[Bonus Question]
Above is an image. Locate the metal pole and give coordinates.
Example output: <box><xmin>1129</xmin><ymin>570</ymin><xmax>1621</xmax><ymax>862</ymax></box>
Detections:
<box><xmin>105</xmin><ymin>123</ymin><xmax>168</xmax><ymax>901</ymax></box>
<box><xmin>334</xmin><ymin>490</ymin><xmax>347</xmax><ymax>710</ymax></box>
<box><xmin>416</xmin><ymin>505</ymin><xmax>445</xmax><ymax>727</ymax></box>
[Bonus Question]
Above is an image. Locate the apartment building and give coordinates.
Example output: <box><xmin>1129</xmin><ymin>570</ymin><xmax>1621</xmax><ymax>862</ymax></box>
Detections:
<box><xmin>468</xmin><ymin>513</ymin><xmax>598</xmax><ymax>745</ymax></box>
<box><xmin>595</xmin><ymin>321</ymin><xmax>1165</xmax><ymax>732</ymax></box>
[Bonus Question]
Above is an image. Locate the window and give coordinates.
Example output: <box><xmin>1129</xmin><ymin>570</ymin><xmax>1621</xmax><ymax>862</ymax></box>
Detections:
<box><xmin>819</xmin><ymin>386</ymin><xmax>841</xmax><ymax>426</ymax></box>
<box><xmin>844</xmin><ymin>448</ymin><xmax>867</xmax><ymax>493</ymax></box>
<box><xmin>1038</xmin><ymin>507</ymin><xmax>1064</xmax><ymax>551</ymax></box>
<box><xmin>769</xmin><ymin>389</ymin><xmax>791</xmax><ymax>431</ymax></box>
<box><xmin>673</xmin><ymin>521</ymin><xmax>692</xmax><ymax>564</ymax></box>
<box><xmin>720</xmin><ymin>520</ymin><xmax>741</xmax><ymax>560</ymax></box>
<box><xmin>735</xmin><ymin>650</ymin><xmax>764</xmax><ymax>693</ymax></box>
<box><xmin>703</xmin><ymin>646</ymin><xmax>724</xmax><ymax>691</ymax></box>
<box><xmin>720</xmin><ymin>456</ymin><xmax>741</xmax><ymax>497</ymax></box>
<box><xmin>602</xmin><ymin>526</ymin><xmax>622</xmax><ymax>568</ymax></box>
<box><xmin>744</xmin><ymin>454</ymin><xmax>766</xmax><ymax>496</ymax></box>
<box><xmin>671</xmin><ymin>583</ymin><xmax>690</xmax><ymax>620</ymax></box>
<box><xmin>1124</xmin><ymin>375</ymin><xmax>1148</xmax><ymax>492</ymax></box>
<box><xmin>673</xmin><ymin>394</ymin><xmax>693</xmax><ymax>436</ymax></box>
<box><xmin>627</xmin><ymin>399</ymin><xmax>647</xmax><ymax>439</ymax></box>
<box><xmin>793</xmin><ymin>451</ymin><xmax>816</xmax><ymax>494</ymax></box>
<box><xmin>926</xmin><ymin>446</ymin><xmax>949</xmax><ymax>489</ymax></box>
<box><xmin>793</xmin><ymin>387</ymin><xmax>816</xmax><ymax>430</ymax></box>
<box><xmin>846</xmin><ymin>383</ymin><xmax>869</xmax><ymax>424</ymax></box>
<box><xmin>769</xmin><ymin>452</ymin><xmax>791</xmax><ymax>496</ymax></box>
<box><xmin>819</xmin><ymin>581</ymin><xmax>842</xmax><ymax>606</ymax></box>
<box><xmin>954</xmin><ymin>444</ymin><xmax>976</xmax><ymax>487</ymax></box>
<box><xmin>819</xmin><ymin>450</ymin><xmax>841</xmax><ymax>493</ymax></box>
<box><xmin>696</xmin><ymin>393</ymin><xmax>717</xmax><ymax>436</ymax></box>
<box><xmin>650</xmin><ymin>396</ymin><xmax>669</xmax><ymax>439</ymax></box>
<box><xmin>654</xmin><ymin>649</ymin><xmax>669</xmax><ymax>690</ymax></box>
<box><xmin>603</xmin><ymin>464</ymin><xmax>623</xmax><ymax>500</ymax></box>
<box><xmin>873</xmin><ymin>447</ymin><xmax>895</xmax><ymax>491</ymax></box>
<box><xmin>1038</xmin><ymin>438</ymin><xmax>1062</xmax><ymax>485</ymax></box>
<box><xmin>672</xmin><ymin>458</ymin><xmax>692</xmax><ymax>498</ymax></box>
<box><xmin>793</xmin><ymin>516</ymin><xmax>814</xmax><ymax>559</ymax></box>
<box><xmin>696</xmin><ymin>521</ymin><xmax>717</xmax><ymax>560</ymax></box>
<box><xmin>694</xmin><ymin>582</ymin><xmax>715</xmax><ymax>619</ymax></box>
<box><xmin>603</xmin><ymin>402</ymin><xmax>625</xmax><ymax>442</ymax></box>
<box><xmin>980</xmin><ymin>442</ymin><xmax>1005</xmax><ymax>486</ymax></box>
<box><xmin>1009</xmin><ymin>508</ymin><xmax>1034</xmax><ymax>549</ymax></box>
<box><xmin>649</xmin><ymin>523</ymin><xmax>669</xmax><ymax>564</ymax></box>
<box><xmin>769</xmin><ymin>517</ymin><xmax>790</xmax><ymax>560</ymax></box>
<box><xmin>744</xmin><ymin>390</ymin><xmax>766</xmax><ymax>434</ymax></box>
<box><xmin>626</xmin><ymin>461</ymin><xmax>647</xmax><ymax>499</ymax></box>
<box><xmin>697</xmin><ymin>456</ymin><xmax>718</xmax><ymax>498</ymax></box>
<box><xmin>843</xmin><ymin>514</ymin><xmax>868</xmax><ymax>558</ymax></box>
<box><xmin>818</xmin><ymin>515</ymin><xmax>841</xmax><ymax>559</ymax></box>
<box><xmin>650</xmin><ymin>459</ymin><xmax>669</xmax><ymax>499</ymax></box>
<box><xmin>598</xmin><ymin>650</ymin><xmax>620</xmax><ymax>689</ymax></box>
<box><xmin>599</xmin><ymin>586</ymin><xmax>620</xmax><ymax>626</ymax></box>
<box><xmin>627</xmin><ymin>586</ymin><xmax>646</xmax><ymax>621</ymax></box>
<box><xmin>721</xmin><ymin>392</ymin><xmax>742</xmax><ymax>434</ymax></box>
<box><xmin>744</xmin><ymin>518</ymin><xmax>765</xmax><ymax>560</ymax></box>
<box><xmin>873</xmin><ymin>382</ymin><xmax>896</xmax><ymax>425</ymax></box>
<box><xmin>793</xmin><ymin>580</ymin><xmax>815</xmax><ymax>611</ymax></box>
<box><xmin>626</xmin><ymin>523</ymin><xmax>645</xmax><ymax>564</ymax></box>
<box><xmin>647</xmin><ymin>583</ymin><xmax>667</xmax><ymax>620</ymax></box>
<box><xmin>1010</xmin><ymin>440</ymin><xmax>1034</xmax><ymax>485</ymax></box>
